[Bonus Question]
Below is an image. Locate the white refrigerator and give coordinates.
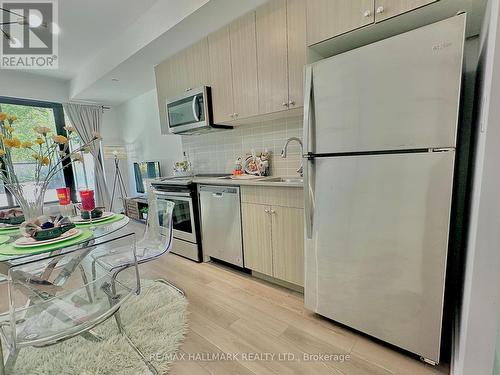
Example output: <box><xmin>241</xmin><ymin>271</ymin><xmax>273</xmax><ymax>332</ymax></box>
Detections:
<box><xmin>303</xmin><ymin>15</ymin><xmax>466</xmax><ymax>364</ymax></box>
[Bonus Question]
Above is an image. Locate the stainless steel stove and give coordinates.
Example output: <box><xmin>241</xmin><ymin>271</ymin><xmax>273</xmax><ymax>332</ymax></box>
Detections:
<box><xmin>151</xmin><ymin>173</ymin><xmax>229</xmax><ymax>261</ymax></box>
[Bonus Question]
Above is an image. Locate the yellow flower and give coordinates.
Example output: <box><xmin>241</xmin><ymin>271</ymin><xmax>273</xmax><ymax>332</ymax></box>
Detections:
<box><xmin>40</xmin><ymin>156</ymin><xmax>50</xmax><ymax>166</ymax></box>
<box><xmin>0</xmin><ymin>150</ymin><xmax>5</xmax><ymax>157</ymax></box>
<box><xmin>0</xmin><ymin>113</ymin><xmax>6</xmax><ymax>122</ymax></box>
<box><xmin>21</xmin><ymin>141</ymin><xmax>33</xmax><ymax>149</ymax></box>
<box><xmin>3</xmin><ymin>124</ymin><xmax>14</xmax><ymax>133</ymax></box>
<box><xmin>63</xmin><ymin>125</ymin><xmax>76</xmax><ymax>133</ymax></box>
<box><xmin>7</xmin><ymin>115</ymin><xmax>16</xmax><ymax>123</ymax></box>
<box><xmin>35</xmin><ymin>138</ymin><xmax>45</xmax><ymax>145</ymax></box>
<box><xmin>34</xmin><ymin>126</ymin><xmax>51</xmax><ymax>136</ymax></box>
<box><xmin>4</xmin><ymin>138</ymin><xmax>21</xmax><ymax>148</ymax></box>
<box><xmin>52</xmin><ymin>135</ymin><xmax>68</xmax><ymax>144</ymax></box>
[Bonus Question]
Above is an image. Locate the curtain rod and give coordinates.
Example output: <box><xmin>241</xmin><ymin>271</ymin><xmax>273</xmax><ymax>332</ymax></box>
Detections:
<box><xmin>67</xmin><ymin>100</ymin><xmax>111</xmax><ymax>110</ymax></box>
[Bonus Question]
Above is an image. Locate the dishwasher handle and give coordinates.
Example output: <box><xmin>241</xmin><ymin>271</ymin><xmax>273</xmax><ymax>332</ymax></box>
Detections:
<box><xmin>199</xmin><ymin>185</ymin><xmax>239</xmax><ymax>195</ymax></box>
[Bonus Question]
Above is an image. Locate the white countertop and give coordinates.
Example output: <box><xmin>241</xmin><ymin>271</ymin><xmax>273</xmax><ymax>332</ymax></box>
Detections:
<box><xmin>192</xmin><ymin>176</ymin><xmax>303</xmax><ymax>188</ymax></box>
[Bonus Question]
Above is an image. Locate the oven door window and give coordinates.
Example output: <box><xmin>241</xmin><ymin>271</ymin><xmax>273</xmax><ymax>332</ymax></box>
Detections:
<box><xmin>159</xmin><ymin>198</ymin><xmax>193</xmax><ymax>234</ymax></box>
<box><xmin>167</xmin><ymin>94</ymin><xmax>205</xmax><ymax>128</ymax></box>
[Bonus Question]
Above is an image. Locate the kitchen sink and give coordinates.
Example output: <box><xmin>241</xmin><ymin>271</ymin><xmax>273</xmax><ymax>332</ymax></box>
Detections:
<box><xmin>260</xmin><ymin>177</ymin><xmax>304</xmax><ymax>184</ymax></box>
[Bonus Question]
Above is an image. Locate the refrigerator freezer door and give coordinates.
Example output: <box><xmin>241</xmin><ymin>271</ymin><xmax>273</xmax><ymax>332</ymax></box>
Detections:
<box><xmin>311</xmin><ymin>15</ymin><xmax>465</xmax><ymax>154</ymax></box>
<box><xmin>304</xmin><ymin>151</ymin><xmax>455</xmax><ymax>362</ymax></box>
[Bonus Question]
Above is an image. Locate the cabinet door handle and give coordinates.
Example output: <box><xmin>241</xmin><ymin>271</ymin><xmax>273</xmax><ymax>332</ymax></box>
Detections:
<box><xmin>186</xmin><ymin>87</ymin><xmax>192</xmax><ymax>92</ymax></box>
<box><xmin>264</xmin><ymin>209</ymin><xmax>270</xmax><ymax>214</ymax></box>
<box><xmin>376</xmin><ymin>6</ymin><xmax>384</xmax><ymax>14</ymax></box>
<box><xmin>363</xmin><ymin>10</ymin><xmax>372</xmax><ymax>17</ymax></box>
<box><xmin>288</xmin><ymin>100</ymin><xmax>295</xmax><ymax>106</ymax></box>
<box><xmin>282</xmin><ymin>102</ymin><xmax>289</xmax><ymax>107</ymax></box>
<box><xmin>271</xmin><ymin>210</ymin><xmax>276</xmax><ymax>214</ymax></box>
<box><xmin>233</xmin><ymin>113</ymin><xmax>239</xmax><ymax>117</ymax></box>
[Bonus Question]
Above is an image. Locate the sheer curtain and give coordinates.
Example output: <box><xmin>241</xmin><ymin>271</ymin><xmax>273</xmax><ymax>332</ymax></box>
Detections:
<box><xmin>63</xmin><ymin>103</ymin><xmax>110</xmax><ymax>209</ymax></box>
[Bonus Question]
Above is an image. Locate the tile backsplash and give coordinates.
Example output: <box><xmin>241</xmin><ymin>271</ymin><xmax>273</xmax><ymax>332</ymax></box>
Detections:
<box><xmin>181</xmin><ymin>116</ymin><xmax>303</xmax><ymax>176</ymax></box>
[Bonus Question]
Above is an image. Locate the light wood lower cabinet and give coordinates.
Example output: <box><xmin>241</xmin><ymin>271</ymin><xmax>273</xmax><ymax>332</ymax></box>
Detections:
<box><xmin>271</xmin><ymin>206</ymin><xmax>304</xmax><ymax>286</ymax></box>
<box><xmin>241</xmin><ymin>187</ymin><xmax>304</xmax><ymax>287</ymax></box>
<box><xmin>241</xmin><ymin>203</ymin><xmax>273</xmax><ymax>276</ymax></box>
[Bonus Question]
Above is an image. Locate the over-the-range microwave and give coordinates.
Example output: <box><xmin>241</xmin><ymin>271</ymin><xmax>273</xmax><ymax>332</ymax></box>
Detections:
<box><xmin>166</xmin><ymin>86</ymin><xmax>232</xmax><ymax>135</ymax></box>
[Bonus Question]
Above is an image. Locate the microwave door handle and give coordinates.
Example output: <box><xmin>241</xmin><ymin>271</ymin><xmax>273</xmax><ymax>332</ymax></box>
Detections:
<box><xmin>192</xmin><ymin>96</ymin><xmax>200</xmax><ymax>122</ymax></box>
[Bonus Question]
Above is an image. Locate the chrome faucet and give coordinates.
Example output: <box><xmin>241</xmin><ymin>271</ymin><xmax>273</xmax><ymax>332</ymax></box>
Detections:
<box><xmin>281</xmin><ymin>137</ymin><xmax>303</xmax><ymax>177</ymax></box>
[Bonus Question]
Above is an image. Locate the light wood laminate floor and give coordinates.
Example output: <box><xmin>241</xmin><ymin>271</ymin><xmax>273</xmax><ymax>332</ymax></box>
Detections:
<box><xmin>0</xmin><ymin>222</ymin><xmax>450</xmax><ymax>375</ymax></box>
<box><xmin>141</xmin><ymin>251</ymin><xmax>449</xmax><ymax>375</ymax></box>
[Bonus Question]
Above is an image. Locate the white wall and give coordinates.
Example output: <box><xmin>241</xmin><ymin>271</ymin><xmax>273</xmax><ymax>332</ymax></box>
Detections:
<box><xmin>101</xmin><ymin>89</ymin><xmax>182</xmax><ymax>202</ymax></box>
<box><xmin>0</xmin><ymin>70</ymin><xmax>69</xmax><ymax>103</ymax></box>
<box><xmin>454</xmin><ymin>0</ymin><xmax>500</xmax><ymax>373</ymax></box>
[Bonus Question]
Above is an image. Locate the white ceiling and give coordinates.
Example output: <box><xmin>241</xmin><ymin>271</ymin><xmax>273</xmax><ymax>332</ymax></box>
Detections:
<box><xmin>36</xmin><ymin>0</ymin><xmax>159</xmax><ymax>80</ymax></box>
<box><xmin>10</xmin><ymin>0</ymin><xmax>267</xmax><ymax>105</ymax></box>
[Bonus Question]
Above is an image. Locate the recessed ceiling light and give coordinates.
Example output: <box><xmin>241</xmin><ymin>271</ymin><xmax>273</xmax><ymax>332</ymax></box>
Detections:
<box><xmin>111</xmin><ymin>78</ymin><xmax>120</xmax><ymax>82</ymax></box>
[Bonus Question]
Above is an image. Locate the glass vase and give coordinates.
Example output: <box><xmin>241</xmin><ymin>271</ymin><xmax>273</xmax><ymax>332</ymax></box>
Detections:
<box><xmin>5</xmin><ymin>182</ymin><xmax>47</xmax><ymax>222</ymax></box>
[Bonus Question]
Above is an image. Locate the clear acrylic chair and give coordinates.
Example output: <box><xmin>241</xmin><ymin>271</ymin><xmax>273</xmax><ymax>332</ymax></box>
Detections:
<box><xmin>92</xmin><ymin>190</ymin><xmax>176</xmax><ymax>293</ymax></box>
<box><xmin>0</xmin><ymin>233</ymin><xmax>139</xmax><ymax>374</ymax></box>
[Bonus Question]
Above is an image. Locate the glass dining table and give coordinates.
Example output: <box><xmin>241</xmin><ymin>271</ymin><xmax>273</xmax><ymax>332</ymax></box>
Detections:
<box><xmin>0</xmin><ymin>214</ymin><xmax>131</xmax><ymax>278</ymax></box>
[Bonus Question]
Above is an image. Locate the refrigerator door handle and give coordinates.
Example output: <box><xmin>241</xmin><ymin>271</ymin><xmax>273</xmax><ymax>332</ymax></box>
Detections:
<box><xmin>303</xmin><ymin>65</ymin><xmax>314</xmax><ymax>239</ymax></box>
<box><xmin>304</xmin><ymin>157</ymin><xmax>315</xmax><ymax>239</ymax></box>
<box><xmin>303</xmin><ymin>65</ymin><xmax>313</xmax><ymax>156</ymax></box>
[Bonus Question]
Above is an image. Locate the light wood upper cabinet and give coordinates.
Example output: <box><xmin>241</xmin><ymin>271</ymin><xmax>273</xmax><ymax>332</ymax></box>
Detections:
<box><xmin>208</xmin><ymin>26</ymin><xmax>234</xmax><ymax>124</ymax></box>
<box><xmin>306</xmin><ymin>0</ymin><xmax>375</xmax><ymax>46</ymax></box>
<box><xmin>287</xmin><ymin>0</ymin><xmax>307</xmax><ymax>109</ymax></box>
<box><xmin>242</xmin><ymin>203</ymin><xmax>273</xmax><ymax>276</ymax></box>
<box><xmin>155</xmin><ymin>39</ymin><xmax>209</xmax><ymax>133</ymax></box>
<box><xmin>375</xmin><ymin>0</ymin><xmax>438</xmax><ymax>22</ymax></box>
<box><xmin>272</xmin><ymin>206</ymin><xmax>304</xmax><ymax>286</ymax></box>
<box><xmin>154</xmin><ymin>52</ymin><xmax>187</xmax><ymax>133</ymax></box>
<box><xmin>256</xmin><ymin>0</ymin><xmax>289</xmax><ymax>115</ymax></box>
<box><xmin>184</xmin><ymin>38</ymin><xmax>210</xmax><ymax>91</ymax></box>
<box><xmin>230</xmin><ymin>12</ymin><xmax>259</xmax><ymax>120</ymax></box>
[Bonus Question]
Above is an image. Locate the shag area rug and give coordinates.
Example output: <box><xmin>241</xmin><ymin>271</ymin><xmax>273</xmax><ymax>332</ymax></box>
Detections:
<box><xmin>6</xmin><ymin>279</ymin><xmax>188</xmax><ymax>375</ymax></box>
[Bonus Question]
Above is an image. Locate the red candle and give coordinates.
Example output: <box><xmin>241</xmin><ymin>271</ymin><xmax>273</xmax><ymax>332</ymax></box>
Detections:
<box><xmin>56</xmin><ymin>187</ymin><xmax>71</xmax><ymax>205</ymax></box>
<box><xmin>79</xmin><ymin>189</ymin><xmax>95</xmax><ymax>211</ymax></box>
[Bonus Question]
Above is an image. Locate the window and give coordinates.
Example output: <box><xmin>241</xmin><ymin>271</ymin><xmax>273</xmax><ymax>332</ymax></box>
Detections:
<box><xmin>64</xmin><ymin>113</ymin><xmax>96</xmax><ymax>192</ymax></box>
<box><xmin>0</xmin><ymin>97</ymin><xmax>77</xmax><ymax>208</ymax></box>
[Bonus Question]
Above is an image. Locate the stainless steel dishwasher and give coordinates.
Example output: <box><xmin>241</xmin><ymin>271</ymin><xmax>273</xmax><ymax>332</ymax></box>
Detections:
<box><xmin>199</xmin><ymin>185</ymin><xmax>243</xmax><ymax>267</ymax></box>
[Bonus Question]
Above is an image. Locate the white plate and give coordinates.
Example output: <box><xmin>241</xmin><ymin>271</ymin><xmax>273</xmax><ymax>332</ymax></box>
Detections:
<box><xmin>70</xmin><ymin>212</ymin><xmax>115</xmax><ymax>223</ymax></box>
<box><xmin>14</xmin><ymin>228</ymin><xmax>81</xmax><ymax>248</ymax></box>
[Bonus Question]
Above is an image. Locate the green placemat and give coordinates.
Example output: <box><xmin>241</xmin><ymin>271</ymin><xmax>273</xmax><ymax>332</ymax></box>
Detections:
<box><xmin>0</xmin><ymin>227</ymin><xmax>20</xmax><ymax>235</ymax></box>
<box><xmin>74</xmin><ymin>214</ymin><xmax>125</xmax><ymax>228</ymax></box>
<box><xmin>0</xmin><ymin>235</ymin><xmax>9</xmax><ymax>244</ymax></box>
<box><xmin>0</xmin><ymin>230</ymin><xmax>94</xmax><ymax>256</ymax></box>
